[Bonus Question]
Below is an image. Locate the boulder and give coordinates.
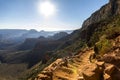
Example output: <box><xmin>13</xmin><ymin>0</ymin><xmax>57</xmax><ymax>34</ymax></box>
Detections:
<box><xmin>96</xmin><ymin>61</ymin><xmax>105</xmax><ymax>67</ymax></box>
<box><xmin>82</xmin><ymin>63</ymin><xmax>103</xmax><ymax>80</ymax></box>
<box><xmin>36</xmin><ymin>71</ymin><xmax>53</xmax><ymax>80</ymax></box>
<box><xmin>105</xmin><ymin>64</ymin><xmax>115</xmax><ymax>75</ymax></box>
<box><xmin>104</xmin><ymin>73</ymin><xmax>112</xmax><ymax>80</ymax></box>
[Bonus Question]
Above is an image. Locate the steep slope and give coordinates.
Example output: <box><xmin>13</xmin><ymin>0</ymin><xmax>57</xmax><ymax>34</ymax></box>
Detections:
<box><xmin>65</xmin><ymin>0</ymin><xmax>120</xmax><ymax>43</ymax></box>
<box><xmin>33</xmin><ymin>35</ymin><xmax>120</xmax><ymax>80</ymax></box>
<box><xmin>32</xmin><ymin>19</ymin><xmax>120</xmax><ymax>80</ymax></box>
<box><xmin>26</xmin><ymin>0</ymin><xmax>120</xmax><ymax>80</ymax></box>
<box><xmin>82</xmin><ymin>0</ymin><xmax>120</xmax><ymax>30</ymax></box>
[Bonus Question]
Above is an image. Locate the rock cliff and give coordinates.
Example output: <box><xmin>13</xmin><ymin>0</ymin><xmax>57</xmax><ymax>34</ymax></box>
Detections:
<box><xmin>82</xmin><ymin>0</ymin><xmax>120</xmax><ymax>30</ymax></box>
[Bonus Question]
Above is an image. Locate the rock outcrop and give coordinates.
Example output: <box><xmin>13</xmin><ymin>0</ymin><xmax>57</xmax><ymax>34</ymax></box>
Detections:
<box><xmin>82</xmin><ymin>0</ymin><xmax>120</xmax><ymax>30</ymax></box>
<box><xmin>82</xmin><ymin>63</ymin><xmax>103</xmax><ymax>80</ymax></box>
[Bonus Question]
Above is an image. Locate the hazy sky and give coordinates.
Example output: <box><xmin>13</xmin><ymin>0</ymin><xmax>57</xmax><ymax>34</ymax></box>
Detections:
<box><xmin>0</xmin><ymin>0</ymin><xmax>108</xmax><ymax>31</ymax></box>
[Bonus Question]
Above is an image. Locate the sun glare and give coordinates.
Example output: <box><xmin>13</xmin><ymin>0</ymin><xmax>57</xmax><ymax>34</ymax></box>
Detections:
<box><xmin>38</xmin><ymin>1</ymin><xmax>56</xmax><ymax>18</ymax></box>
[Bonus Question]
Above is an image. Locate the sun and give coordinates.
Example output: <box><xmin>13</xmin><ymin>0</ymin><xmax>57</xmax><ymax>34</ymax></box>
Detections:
<box><xmin>38</xmin><ymin>1</ymin><xmax>56</xmax><ymax>18</ymax></box>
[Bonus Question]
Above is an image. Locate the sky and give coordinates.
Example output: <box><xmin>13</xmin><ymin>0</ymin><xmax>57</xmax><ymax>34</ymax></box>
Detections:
<box><xmin>0</xmin><ymin>0</ymin><xmax>109</xmax><ymax>31</ymax></box>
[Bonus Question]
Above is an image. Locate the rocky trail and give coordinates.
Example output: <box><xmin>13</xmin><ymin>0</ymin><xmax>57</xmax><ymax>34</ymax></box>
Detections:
<box><xmin>70</xmin><ymin>49</ymin><xmax>94</xmax><ymax>80</ymax></box>
<box><xmin>35</xmin><ymin>49</ymin><xmax>94</xmax><ymax>80</ymax></box>
<box><xmin>33</xmin><ymin>36</ymin><xmax>120</xmax><ymax>80</ymax></box>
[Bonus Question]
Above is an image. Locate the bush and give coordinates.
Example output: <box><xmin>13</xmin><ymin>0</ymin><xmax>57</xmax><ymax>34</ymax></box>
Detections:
<box><xmin>106</xmin><ymin>27</ymin><xmax>120</xmax><ymax>39</ymax></box>
<box><xmin>94</xmin><ymin>38</ymin><xmax>112</xmax><ymax>56</ymax></box>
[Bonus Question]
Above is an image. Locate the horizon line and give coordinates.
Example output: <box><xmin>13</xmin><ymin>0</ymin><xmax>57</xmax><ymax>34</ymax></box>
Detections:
<box><xmin>0</xmin><ymin>28</ymin><xmax>77</xmax><ymax>32</ymax></box>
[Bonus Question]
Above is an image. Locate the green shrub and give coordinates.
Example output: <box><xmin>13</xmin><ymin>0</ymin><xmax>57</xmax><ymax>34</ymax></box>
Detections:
<box><xmin>95</xmin><ymin>38</ymin><xmax>112</xmax><ymax>56</ymax></box>
<box><xmin>106</xmin><ymin>27</ymin><xmax>120</xmax><ymax>39</ymax></box>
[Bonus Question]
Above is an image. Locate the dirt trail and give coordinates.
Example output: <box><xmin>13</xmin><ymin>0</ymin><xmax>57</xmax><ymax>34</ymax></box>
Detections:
<box><xmin>52</xmin><ymin>49</ymin><xmax>94</xmax><ymax>80</ymax></box>
<box><xmin>35</xmin><ymin>49</ymin><xmax>94</xmax><ymax>80</ymax></box>
<box><xmin>76</xmin><ymin>50</ymin><xmax>94</xmax><ymax>79</ymax></box>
